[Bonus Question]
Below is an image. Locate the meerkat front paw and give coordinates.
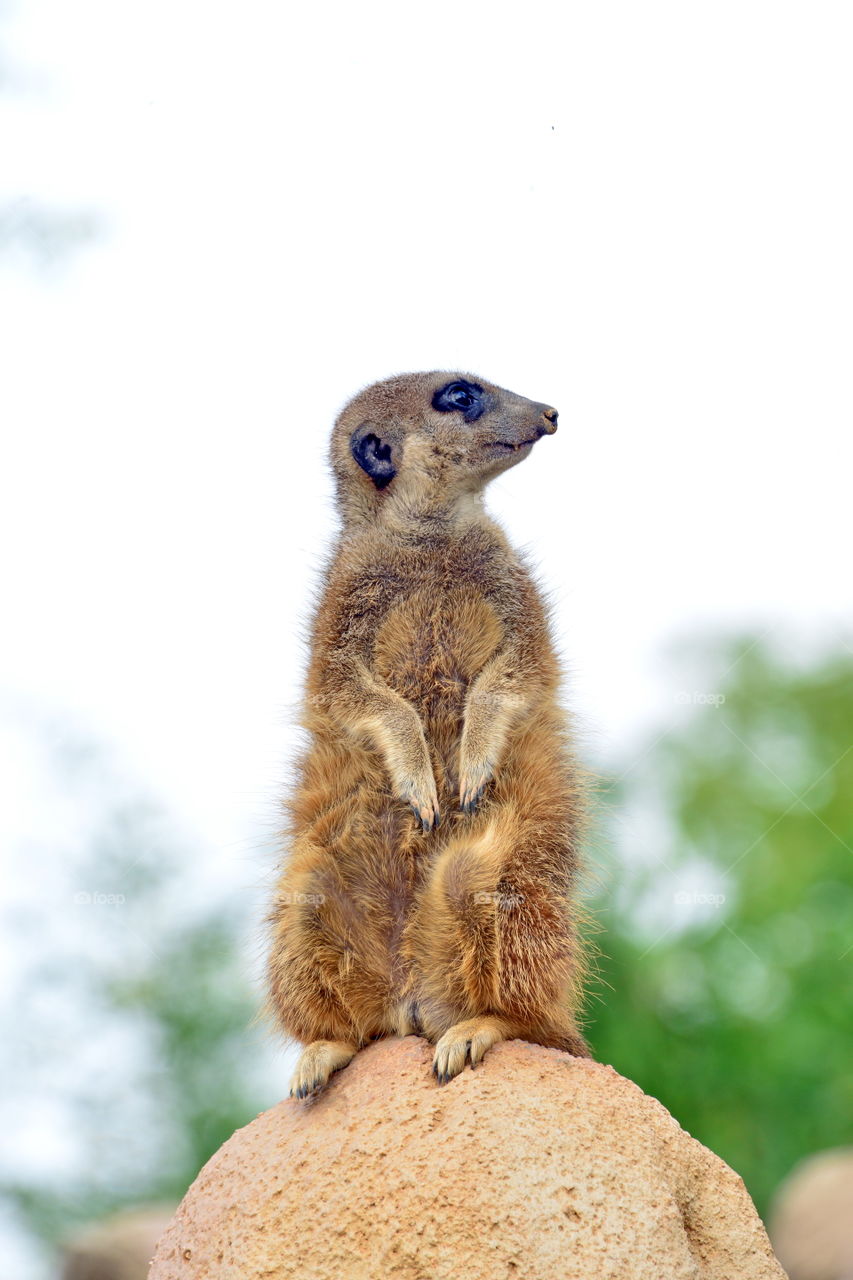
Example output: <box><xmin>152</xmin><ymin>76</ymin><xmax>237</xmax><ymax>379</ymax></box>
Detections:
<box><xmin>289</xmin><ymin>1039</ymin><xmax>358</xmax><ymax>1099</ymax></box>
<box><xmin>431</xmin><ymin>1016</ymin><xmax>506</xmax><ymax>1084</ymax></box>
<box><xmin>458</xmin><ymin>758</ymin><xmax>494</xmax><ymax>814</ymax></box>
<box><xmin>399</xmin><ymin>771</ymin><xmax>441</xmax><ymax>832</ymax></box>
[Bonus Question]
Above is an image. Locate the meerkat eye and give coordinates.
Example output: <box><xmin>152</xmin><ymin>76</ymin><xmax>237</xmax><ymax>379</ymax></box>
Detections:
<box><xmin>432</xmin><ymin>380</ymin><xmax>486</xmax><ymax>422</ymax></box>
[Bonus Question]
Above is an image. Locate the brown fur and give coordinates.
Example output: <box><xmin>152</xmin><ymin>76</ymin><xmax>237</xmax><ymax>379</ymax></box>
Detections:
<box><xmin>267</xmin><ymin>371</ymin><xmax>592</xmax><ymax>1097</ymax></box>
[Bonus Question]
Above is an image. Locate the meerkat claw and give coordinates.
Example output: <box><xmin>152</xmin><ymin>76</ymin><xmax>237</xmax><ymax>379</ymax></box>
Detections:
<box><xmin>459</xmin><ymin>763</ymin><xmax>493</xmax><ymax>814</ymax></box>
<box><xmin>406</xmin><ymin>795</ymin><xmax>440</xmax><ymax>832</ymax></box>
<box><xmin>460</xmin><ymin>786</ymin><xmax>485</xmax><ymax>815</ymax></box>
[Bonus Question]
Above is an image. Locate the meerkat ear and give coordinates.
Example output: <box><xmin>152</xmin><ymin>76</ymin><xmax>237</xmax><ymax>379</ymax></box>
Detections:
<box><xmin>350</xmin><ymin>421</ymin><xmax>397</xmax><ymax>490</ymax></box>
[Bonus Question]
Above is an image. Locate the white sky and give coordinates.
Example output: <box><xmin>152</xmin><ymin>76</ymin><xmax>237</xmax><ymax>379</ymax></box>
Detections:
<box><xmin>2</xmin><ymin>0</ymin><xmax>850</xmax><ymax>863</ymax></box>
<box><xmin>0</xmin><ymin>3</ymin><xmax>851</xmax><ymax>1267</ymax></box>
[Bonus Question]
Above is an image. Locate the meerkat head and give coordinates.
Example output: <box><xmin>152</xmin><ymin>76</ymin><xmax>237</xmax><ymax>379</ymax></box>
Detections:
<box><xmin>329</xmin><ymin>371</ymin><xmax>559</xmax><ymax>524</ymax></box>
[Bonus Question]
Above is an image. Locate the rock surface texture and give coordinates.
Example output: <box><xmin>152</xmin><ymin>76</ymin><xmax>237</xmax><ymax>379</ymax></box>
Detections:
<box><xmin>150</xmin><ymin>1037</ymin><xmax>786</xmax><ymax>1279</ymax></box>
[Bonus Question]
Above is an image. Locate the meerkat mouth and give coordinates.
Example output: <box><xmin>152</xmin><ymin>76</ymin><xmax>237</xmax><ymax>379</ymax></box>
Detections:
<box><xmin>488</xmin><ymin>438</ymin><xmax>537</xmax><ymax>452</ymax></box>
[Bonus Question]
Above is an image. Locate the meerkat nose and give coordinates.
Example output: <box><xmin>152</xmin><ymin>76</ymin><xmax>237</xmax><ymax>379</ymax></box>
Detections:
<box><xmin>539</xmin><ymin>407</ymin><xmax>559</xmax><ymax>436</ymax></box>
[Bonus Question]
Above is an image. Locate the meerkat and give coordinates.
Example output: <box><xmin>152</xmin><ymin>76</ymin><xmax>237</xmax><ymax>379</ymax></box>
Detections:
<box><xmin>267</xmin><ymin>371</ymin><xmax>591</xmax><ymax>1098</ymax></box>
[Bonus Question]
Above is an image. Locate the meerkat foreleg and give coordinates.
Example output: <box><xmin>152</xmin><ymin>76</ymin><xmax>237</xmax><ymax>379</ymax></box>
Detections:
<box><xmin>321</xmin><ymin>656</ymin><xmax>440</xmax><ymax>831</ymax></box>
<box><xmin>458</xmin><ymin>653</ymin><xmax>533</xmax><ymax>813</ymax></box>
<box><xmin>361</xmin><ymin>699</ymin><xmax>440</xmax><ymax>831</ymax></box>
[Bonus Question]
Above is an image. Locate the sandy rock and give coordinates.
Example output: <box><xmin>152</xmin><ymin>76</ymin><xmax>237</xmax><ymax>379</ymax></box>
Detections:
<box><xmin>150</xmin><ymin>1036</ymin><xmax>785</xmax><ymax>1279</ymax></box>
<box><xmin>767</xmin><ymin>1147</ymin><xmax>853</xmax><ymax>1280</ymax></box>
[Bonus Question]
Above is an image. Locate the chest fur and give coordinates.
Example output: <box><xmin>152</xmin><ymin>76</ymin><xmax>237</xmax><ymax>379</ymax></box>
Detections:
<box><xmin>372</xmin><ymin>587</ymin><xmax>503</xmax><ymax>714</ymax></box>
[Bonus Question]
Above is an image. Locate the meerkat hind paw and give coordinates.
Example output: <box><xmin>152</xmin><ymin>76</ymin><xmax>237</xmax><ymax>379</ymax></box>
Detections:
<box><xmin>432</xmin><ymin>1017</ymin><xmax>505</xmax><ymax>1084</ymax></box>
<box><xmin>289</xmin><ymin>1039</ymin><xmax>358</xmax><ymax>1100</ymax></box>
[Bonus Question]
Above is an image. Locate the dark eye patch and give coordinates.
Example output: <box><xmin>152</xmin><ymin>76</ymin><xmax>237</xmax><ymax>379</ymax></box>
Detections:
<box><xmin>432</xmin><ymin>379</ymin><xmax>486</xmax><ymax>423</ymax></box>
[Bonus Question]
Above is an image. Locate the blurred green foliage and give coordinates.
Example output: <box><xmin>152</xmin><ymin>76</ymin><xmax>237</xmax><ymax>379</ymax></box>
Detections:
<box><xmin>0</xmin><ymin>723</ymin><xmax>272</xmax><ymax>1266</ymax></box>
<box><xmin>587</xmin><ymin>634</ymin><xmax>853</xmax><ymax>1215</ymax></box>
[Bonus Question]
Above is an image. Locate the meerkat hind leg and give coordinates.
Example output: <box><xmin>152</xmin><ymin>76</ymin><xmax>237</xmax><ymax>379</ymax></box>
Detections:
<box><xmin>432</xmin><ymin>1015</ymin><xmax>510</xmax><ymax>1085</ymax></box>
<box><xmin>289</xmin><ymin>1039</ymin><xmax>359</xmax><ymax>1099</ymax></box>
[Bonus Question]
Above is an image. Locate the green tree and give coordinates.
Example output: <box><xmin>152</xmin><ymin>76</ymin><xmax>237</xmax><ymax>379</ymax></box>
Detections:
<box><xmin>587</xmin><ymin>634</ymin><xmax>853</xmax><ymax>1215</ymax></box>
